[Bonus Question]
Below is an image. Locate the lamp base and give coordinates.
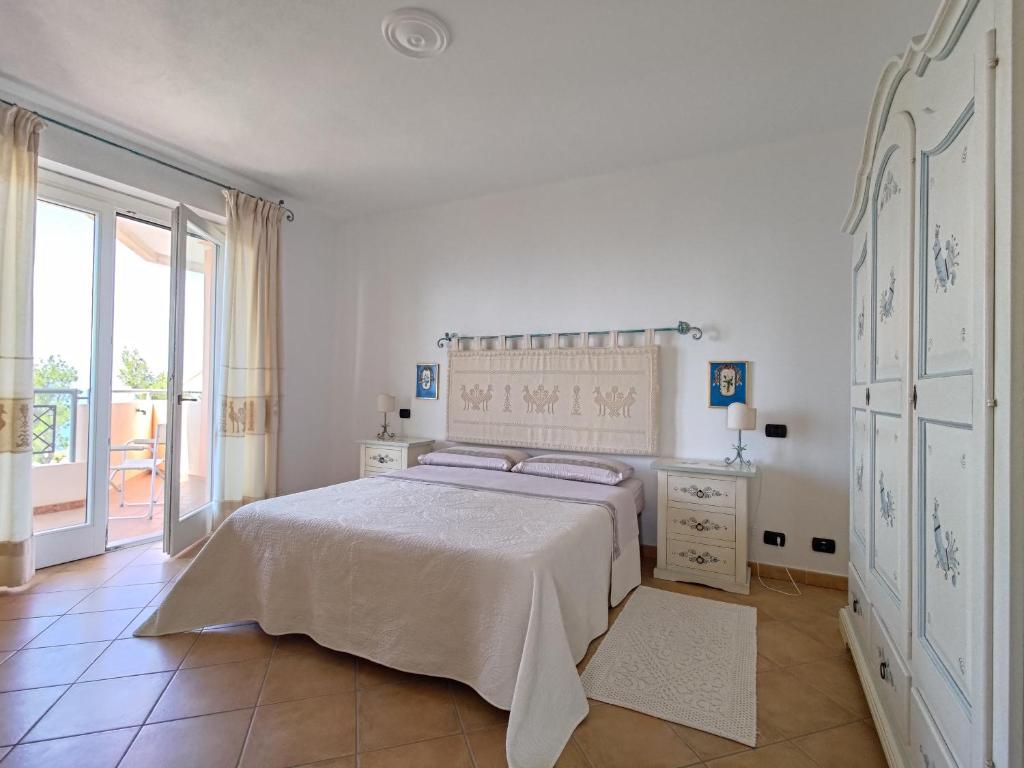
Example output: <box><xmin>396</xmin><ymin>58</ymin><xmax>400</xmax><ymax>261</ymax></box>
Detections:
<box><xmin>724</xmin><ymin>430</ymin><xmax>752</xmax><ymax>470</ymax></box>
<box><xmin>376</xmin><ymin>413</ymin><xmax>395</xmax><ymax>441</ymax></box>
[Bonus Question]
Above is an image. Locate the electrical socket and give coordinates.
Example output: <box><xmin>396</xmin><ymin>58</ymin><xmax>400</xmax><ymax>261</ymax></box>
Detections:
<box><xmin>763</xmin><ymin>530</ymin><xmax>786</xmax><ymax>547</ymax></box>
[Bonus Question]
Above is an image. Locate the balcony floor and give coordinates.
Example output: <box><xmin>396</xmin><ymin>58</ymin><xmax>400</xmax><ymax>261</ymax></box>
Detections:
<box><xmin>33</xmin><ymin>473</ymin><xmax>209</xmax><ymax>546</ymax></box>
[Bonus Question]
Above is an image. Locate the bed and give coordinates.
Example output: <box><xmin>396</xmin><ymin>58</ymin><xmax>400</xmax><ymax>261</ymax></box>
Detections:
<box><xmin>136</xmin><ymin>464</ymin><xmax>642</xmax><ymax>768</ymax></box>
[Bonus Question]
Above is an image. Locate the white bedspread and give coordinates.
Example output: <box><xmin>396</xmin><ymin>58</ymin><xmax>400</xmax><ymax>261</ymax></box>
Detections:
<box><xmin>136</xmin><ymin>466</ymin><xmax>641</xmax><ymax>768</ymax></box>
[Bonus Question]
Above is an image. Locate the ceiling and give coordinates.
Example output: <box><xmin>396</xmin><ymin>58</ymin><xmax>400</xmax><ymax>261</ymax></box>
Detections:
<box><xmin>0</xmin><ymin>0</ymin><xmax>938</xmax><ymax>219</ymax></box>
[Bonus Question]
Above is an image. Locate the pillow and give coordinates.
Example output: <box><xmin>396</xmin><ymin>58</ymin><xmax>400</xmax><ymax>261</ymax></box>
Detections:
<box><xmin>511</xmin><ymin>454</ymin><xmax>633</xmax><ymax>485</ymax></box>
<box><xmin>418</xmin><ymin>445</ymin><xmax>529</xmax><ymax>472</ymax></box>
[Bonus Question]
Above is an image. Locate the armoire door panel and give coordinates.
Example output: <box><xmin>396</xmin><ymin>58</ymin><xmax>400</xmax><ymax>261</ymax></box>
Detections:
<box><xmin>851</xmin><ymin>408</ymin><xmax>870</xmax><ymax>552</ymax></box>
<box><xmin>871</xmin><ymin>411</ymin><xmax>905</xmax><ymax>607</ymax></box>
<box><xmin>918</xmin><ymin>420</ymin><xmax>973</xmax><ymax>701</ymax></box>
<box><xmin>919</xmin><ymin>102</ymin><xmax>975</xmax><ymax>379</ymax></box>
<box><xmin>853</xmin><ymin>236</ymin><xmax>870</xmax><ymax>385</ymax></box>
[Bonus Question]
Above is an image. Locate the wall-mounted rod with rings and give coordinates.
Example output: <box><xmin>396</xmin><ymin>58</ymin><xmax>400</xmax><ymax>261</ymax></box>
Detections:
<box><xmin>436</xmin><ymin>320</ymin><xmax>703</xmax><ymax>349</ymax></box>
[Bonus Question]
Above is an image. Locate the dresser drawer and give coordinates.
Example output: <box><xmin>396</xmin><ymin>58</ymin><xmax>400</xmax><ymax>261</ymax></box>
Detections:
<box><xmin>909</xmin><ymin>690</ymin><xmax>958</xmax><ymax>768</ymax></box>
<box><xmin>870</xmin><ymin>611</ymin><xmax>911</xmax><ymax>745</ymax></box>
<box><xmin>363</xmin><ymin>445</ymin><xmax>404</xmax><ymax>472</ymax></box>
<box><xmin>666</xmin><ymin>474</ymin><xmax>736</xmax><ymax>509</ymax></box>
<box><xmin>666</xmin><ymin>507</ymin><xmax>736</xmax><ymax>544</ymax></box>
<box><xmin>665</xmin><ymin>537</ymin><xmax>735</xmax><ymax>576</ymax></box>
<box><xmin>848</xmin><ymin>564</ymin><xmax>870</xmax><ymax>650</ymax></box>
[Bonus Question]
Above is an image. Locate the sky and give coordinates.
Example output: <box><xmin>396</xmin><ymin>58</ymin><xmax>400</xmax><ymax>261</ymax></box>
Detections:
<box><xmin>33</xmin><ymin>200</ymin><xmax>208</xmax><ymax>400</ymax></box>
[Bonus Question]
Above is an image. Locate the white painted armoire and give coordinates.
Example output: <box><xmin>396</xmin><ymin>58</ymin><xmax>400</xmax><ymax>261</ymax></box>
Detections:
<box><xmin>840</xmin><ymin>1</ymin><xmax>1024</xmax><ymax>767</ymax></box>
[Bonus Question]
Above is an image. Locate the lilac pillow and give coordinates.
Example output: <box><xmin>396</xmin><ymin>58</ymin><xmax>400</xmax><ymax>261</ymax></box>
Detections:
<box><xmin>418</xmin><ymin>446</ymin><xmax>529</xmax><ymax>472</ymax></box>
<box><xmin>511</xmin><ymin>454</ymin><xmax>633</xmax><ymax>485</ymax></box>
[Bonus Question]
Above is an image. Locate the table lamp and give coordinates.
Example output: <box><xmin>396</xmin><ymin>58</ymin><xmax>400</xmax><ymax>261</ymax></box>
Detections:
<box><xmin>377</xmin><ymin>393</ymin><xmax>397</xmax><ymax>440</ymax></box>
<box><xmin>724</xmin><ymin>402</ymin><xmax>756</xmax><ymax>469</ymax></box>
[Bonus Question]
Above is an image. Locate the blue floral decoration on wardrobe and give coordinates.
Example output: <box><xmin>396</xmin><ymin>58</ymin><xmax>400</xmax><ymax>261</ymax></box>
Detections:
<box><xmin>879</xmin><ymin>268</ymin><xmax>896</xmax><ymax>322</ymax></box>
<box><xmin>879</xmin><ymin>471</ymin><xmax>895</xmax><ymax>527</ymax></box>
<box><xmin>932</xmin><ymin>224</ymin><xmax>960</xmax><ymax>292</ymax></box>
<box><xmin>931</xmin><ymin>498</ymin><xmax>960</xmax><ymax>587</ymax></box>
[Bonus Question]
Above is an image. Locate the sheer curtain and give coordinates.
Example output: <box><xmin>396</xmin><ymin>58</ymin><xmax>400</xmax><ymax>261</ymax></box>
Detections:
<box><xmin>0</xmin><ymin>105</ymin><xmax>44</xmax><ymax>587</ymax></box>
<box><xmin>213</xmin><ymin>190</ymin><xmax>283</xmax><ymax>515</ymax></box>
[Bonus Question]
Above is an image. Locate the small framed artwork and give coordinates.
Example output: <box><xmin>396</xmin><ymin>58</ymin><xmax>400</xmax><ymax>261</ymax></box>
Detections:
<box><xmin>708</xmin><ymin>361</ymin><xmax>748</xmax><ymax>408</ymax></box>
<box><xmin>415</xmin><ymin>363</ymin><xmax>440</xmax><ymax>400</ymax></box>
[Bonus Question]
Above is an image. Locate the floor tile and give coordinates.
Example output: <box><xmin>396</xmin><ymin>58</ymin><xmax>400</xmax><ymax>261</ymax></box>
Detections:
<box><xmin>58</xmin><ymin>549</ymin><xmax>140</xmax><ymax>572</ymax></box>
<box><xmin>182</xmin><ymin>622</ymin><xmax>275</xmax><ymax>668</ymax></box>
<box><xmin>239</xmin><ymin>692</ymin><xmax>357</xmax><ymax>768</ymax></box>
<box><xmin>148</xmin><ymin>657</ymin><xmax>267</xmax><ymax>721</ymax></box>
<box><xmin>799</xmin><ymin>612</ymin><xmax>848</xmax><ymax>653</ymax></box>
<box><xmin>0</xmin><ymin>685</ymin><xmax>67</xmax><ymax>746</ymax></box>
<box><xmin>24</xmin><ymin>608</ymin><xmax>140</xmax><ymax>648</ymax></box>
<box><xmin>129</xmin><ymin>549</ymin><xmax>177</xmax><ymax>566</ymax></box>
<box><xmin>1</xmin><ymin>728</ymin><xmax>137</xmax><ymax>768</ymax></box>
<box><xmin>356</xmin><ymin>658</ymin><xmax>424</xmax><ymax>688</ymax></box>
<box><xmin>118</xmin><ymin>605</ymin><xmax>158</xmax><ymax>638</ymax></box>
<box><xmin>0</xmin><ymin>589</ymin><xmax>93</xmax><ymax>620</ymax></box>
<box><xmin>756</xmin><ymin>669</ymin><xmax>859</xmax><ymax>740</ymax></box>
<box><xmin>0</xmin><ymin>641</ymin><xmax>108</xmax><ymax>691</ymax></box>
<box><xmin>573</xmin><ymin>703</ymin><xmax>701</xmax><ymax>768</ymax></box>
<box><xmin>24</xmin><ymin>568</ymin><xmax>112</xmax><ymax>592</ymax></box>
<box><xmin>786</xmin><ymin>656</ymin><xmax>870</xmax><ymax>718</ymax></box>
<box><xmin>293</xmin><ymin>758</ymin><xmax>356</xmax><ymax>768</ymax></box>
<box><xmin>274</xmin><ymin>632</ymin><xmax>330</xmax><ymax>656</ymax></box>
<box><xmin>358</xmin><ymin>679</ymin><xmax>460</xmax><ymax>752</ymax></box>
<box><xmin>451</xmin><ymin>682</ymin><xmax>509</xmax><ymax>731</ymax></box>
<box><xmin>259</xmin><ymin>647</ymin><xmax>355</xmax><ymax>704</ymax></box>
<box><xmin>705</xmin><ymin>741</ymin><xmax>818</xmax><ymax>767</ymax></box>
<box><xmin>792</xmin><ymin>720</ymin><xmax>888</xmax><ymax>767</ymax></box>
<box><xmin>67</xmin><ymin>584</ymin><xmax>164</xmax><ymax>614</ymax></box>
<box><xmin>360</xmin><ymin>734</ymin><xmax>474</xmax><ymax>768</ymax></box>
<box><xmin>121</xmin><ymin>707</ymin><xmax>253</xmax><ymax>768</ymax></box>
<box><xmin>80</xmin><ymin>633</ymin><xmax>198</xmax><ymax>681</ymax></box>
<box><xmin>671</xmin><ymin>723</ymin><xmax>750</xmax><ymax>761</ymax></box>
<box><xmin>0</xmin><ymin>616</ymin><xmax>57</xmax><ymax>651</ymax></box>
<box><xmin>24</xmin><ymin>671</ymin><xmax>171</xmax><ymax>741</ymax></box>
<box><xmin>103</xmin><ymin>561</ymin><xmax>185</xmax><ymax>587</ymax></box>
<box><xmin>467</xmin><ymin>727</ymin><xmax>589</xmax><ymax>768</ymax></box>
<box><xmin>757</xmin><ymin>620</ymin><xmax>840</xmax><ymax>668</ymax></box>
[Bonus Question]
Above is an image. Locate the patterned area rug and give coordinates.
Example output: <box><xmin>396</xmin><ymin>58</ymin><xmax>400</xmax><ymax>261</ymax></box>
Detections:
<box><xmin>580</xmin><ymin>586</ymin><xmax>757</xmax><ymax>746</ymax></box>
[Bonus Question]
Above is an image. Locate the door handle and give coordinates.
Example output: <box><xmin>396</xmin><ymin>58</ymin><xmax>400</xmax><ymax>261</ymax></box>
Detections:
<box><xmin>177</xmin><ymin>395</ymin><xmax>198</xmax><ymax>403</ymax></box>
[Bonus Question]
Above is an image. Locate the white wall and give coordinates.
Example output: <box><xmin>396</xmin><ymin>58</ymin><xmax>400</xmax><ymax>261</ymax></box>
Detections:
<box><xmin>336</xmin><ymin>127</ymin><xmax>860</xmax><ymax>575</ymax></box>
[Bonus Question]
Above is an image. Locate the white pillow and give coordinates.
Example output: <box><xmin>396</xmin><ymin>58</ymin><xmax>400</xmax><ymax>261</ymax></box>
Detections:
<box><xmin>511</xmin><ymin>454</ymin><xmax>633</xmax><ymax>485</ymax></box>
<box><xmin>418</xmin><ymin>445</ymin><xmax>529</xmax><ymax>472</ymax></box>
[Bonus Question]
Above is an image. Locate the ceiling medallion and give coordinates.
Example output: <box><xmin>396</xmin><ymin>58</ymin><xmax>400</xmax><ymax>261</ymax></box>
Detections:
<box><xmin>382</xmin><ymin>8</ymin><xmax>450</xmax><ymax>58</ymax></box>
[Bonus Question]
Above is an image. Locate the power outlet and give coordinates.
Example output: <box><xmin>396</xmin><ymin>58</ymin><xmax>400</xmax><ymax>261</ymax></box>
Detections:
<box><xmin>763</xmin><ymin>530</ymin><xmax>786</xmax><ymax>547</ymax></box>
<box><xmin>812</xmin><ymin>537</ymin><xmax>836</xmax><ymax>554</ymax></box>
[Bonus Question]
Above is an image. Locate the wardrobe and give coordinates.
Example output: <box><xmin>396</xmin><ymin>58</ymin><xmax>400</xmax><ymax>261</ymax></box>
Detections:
<box><xmin>840</xmin><ymin>1</ymin><xmax>1022</xmax><ymax>767</ymax></box>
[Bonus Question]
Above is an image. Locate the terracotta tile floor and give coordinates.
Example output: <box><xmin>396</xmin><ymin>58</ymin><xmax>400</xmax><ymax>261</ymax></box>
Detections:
<box><xmin>0</xmin><ymin>546</ymin><xmax>885</xmax><ymax>768</ymax></box>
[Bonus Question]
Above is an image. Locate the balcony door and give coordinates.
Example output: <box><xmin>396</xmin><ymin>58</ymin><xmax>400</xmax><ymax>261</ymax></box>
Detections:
<box><xmin>31</xmin><ymin>171</ymin><xmax>221</xmax><ymax>567</ymax></box>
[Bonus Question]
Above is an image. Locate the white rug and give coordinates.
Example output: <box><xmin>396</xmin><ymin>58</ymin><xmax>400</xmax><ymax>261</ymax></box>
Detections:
<box><xmin>580</xmin><ymin>586</ymin><xmax>757</xmax><ymax>746</ymax></box>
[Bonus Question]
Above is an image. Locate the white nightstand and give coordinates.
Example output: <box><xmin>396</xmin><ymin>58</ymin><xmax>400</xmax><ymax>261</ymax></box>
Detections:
<box><xmin>651</xmin><ymin>458</ymin><xmax>756</xmax><ymax>595</ymax></box>
<box><xmin>357</xmin><ymin>438</ymin><xmax>435</xmax><ymax>478</ymax></box>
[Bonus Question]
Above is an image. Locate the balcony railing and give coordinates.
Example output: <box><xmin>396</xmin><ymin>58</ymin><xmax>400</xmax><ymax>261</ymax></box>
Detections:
<box><xmin>33</xmin><ymin>388</ymin><xmax>81</xmax><ymax>463</ymax></box>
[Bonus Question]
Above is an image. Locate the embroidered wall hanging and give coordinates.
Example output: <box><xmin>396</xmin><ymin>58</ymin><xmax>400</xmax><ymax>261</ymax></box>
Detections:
<box><xmin>446</xmin><ymin>337</ymin><xmax>659</xmax><ymax>455</ymax></box>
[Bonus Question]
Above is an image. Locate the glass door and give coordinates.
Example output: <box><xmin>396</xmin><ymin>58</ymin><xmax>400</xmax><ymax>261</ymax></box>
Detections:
<box><xmin>164</xmin><ymin>205</ymin><xmax>221</xmax><ymax>556</ymax></box>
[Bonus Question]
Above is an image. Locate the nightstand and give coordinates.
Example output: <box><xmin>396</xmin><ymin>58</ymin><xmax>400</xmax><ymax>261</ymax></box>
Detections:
<box><xmin>651</xmin><ymin>458</ymin><xmax>755</xmax><ymax>594</ymax></box>
<box><xmin>357</xmin><ymin>438</ymin><xmax>434</xmax><ymax>478</ymax></box>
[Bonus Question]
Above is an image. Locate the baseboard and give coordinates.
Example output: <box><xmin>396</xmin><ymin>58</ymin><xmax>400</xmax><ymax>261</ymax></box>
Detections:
<box><xmin>640</xmin><ymin>544</ymin><xmax>848</xmax><ymax>591</ymax></box>
<box><xmin>839</xmin><ymin>608</ymin><xmax>907</xmax><ymax>768</ymax></box>
<box><xmin>32</xmin><ymin>499</ymin><xmax>87</xmax><ymax>515</ymax></box>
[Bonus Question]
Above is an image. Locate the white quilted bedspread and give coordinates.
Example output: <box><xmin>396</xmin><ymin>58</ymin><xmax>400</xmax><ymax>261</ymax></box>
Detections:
<box><xmin>136</xmin><ymin>467</ymin><xmax>640</xmax><ymax>768</ymax></box>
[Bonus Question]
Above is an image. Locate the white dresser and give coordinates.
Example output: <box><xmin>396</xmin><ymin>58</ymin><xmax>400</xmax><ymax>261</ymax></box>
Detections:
<box><xmin>651</xmin><ymin>458</ymin><xmax>753</xmax><ymax>595</ymax></box>
<box><xmin>357</xmin><ymin>438</ymin><xmax>434</xmax><ymax>478</ymax></box>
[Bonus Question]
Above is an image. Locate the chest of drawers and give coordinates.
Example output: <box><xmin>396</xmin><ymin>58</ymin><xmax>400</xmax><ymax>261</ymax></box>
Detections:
<box><xmin>651</xmin><ymin>458</ymin><xmax>755</xmax><ymax>595</ymax></box>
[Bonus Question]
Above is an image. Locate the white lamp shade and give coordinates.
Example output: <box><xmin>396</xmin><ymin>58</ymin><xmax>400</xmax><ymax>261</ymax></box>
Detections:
<box><xmin>377</xmin><ymin>393</ymin><xmax>396</xmax><ymax>413</ymax></box>
<box><xmin>726</xmin><ymin>402</ymin><xmax>756</xmax><ymax>431</ymax></box>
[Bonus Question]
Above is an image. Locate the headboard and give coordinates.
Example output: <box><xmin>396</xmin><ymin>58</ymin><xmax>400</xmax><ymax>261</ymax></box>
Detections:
<box><xmin>446</xmin><ymin>342</ymin><xmax>659</xmax><ymax>455</ymax></box>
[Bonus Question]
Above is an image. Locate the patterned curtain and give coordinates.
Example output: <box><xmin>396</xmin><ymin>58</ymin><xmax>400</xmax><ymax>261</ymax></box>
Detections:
<box><xmin>213</xmin><ymin>190</ymin><xmax>283</xmax><ymax>514</ymax></box>
<box><xmin>0</xmin><ymin>105</ymin><xmax>44</xmax><ymax>587</ymax></box>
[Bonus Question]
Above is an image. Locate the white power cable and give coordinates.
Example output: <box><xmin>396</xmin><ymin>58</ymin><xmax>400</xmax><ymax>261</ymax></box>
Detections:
<box><xmin>750</xmin><ymin>468</ymin><xmax>802</xmax><ymax>596</ymax></box>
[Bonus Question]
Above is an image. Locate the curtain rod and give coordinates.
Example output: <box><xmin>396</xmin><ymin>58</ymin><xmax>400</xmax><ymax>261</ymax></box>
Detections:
<box><xmin>0</xmin><ymin>97</ymin><xmax>295</xmax><ymax>222</ymax></box>
<box><xmin>436</xmin><ymin>321</ymin><xmax>703</xmax><ymax>348</ymax></box>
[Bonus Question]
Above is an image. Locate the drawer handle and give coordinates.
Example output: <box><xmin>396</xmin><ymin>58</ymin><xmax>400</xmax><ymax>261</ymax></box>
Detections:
<box><xmin>878</xmin><ymin>660</ymin><xmax>894</xmax><ymax>686</ymax></box>
<box><xmin>852</xmin><ymin>598</ymin><xmax>860</xmax><ymax>614</ymax></box>
<box><xmin>369</xmin><ymin>453</ymin><xmax>396</xmax><ymax>465</ymax></box>
<box><xmin>678</xmin><ymin>549</ymin><xmax>722</xmax><ymax>566</ymax></box>
<box><xmin>678</xmin><ymin>484</ymin><xmax>725</xmax><ymax>500</ymax></box>
<box><xmin>674</xmin><ymin>517</ymin><xmax>725</xmax><ymax>533</ymax></box>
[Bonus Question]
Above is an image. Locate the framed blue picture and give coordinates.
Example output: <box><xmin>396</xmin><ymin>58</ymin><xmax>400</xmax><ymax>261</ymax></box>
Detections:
<box><xmin>708</xmin><ymin>361</ymin><xmax>748</xmax><ymax>408</ymax></box>
<box><xmin>416</xmin><ymin>363</ymin><xmax>439</xmax><ymax>400</ymax></box>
